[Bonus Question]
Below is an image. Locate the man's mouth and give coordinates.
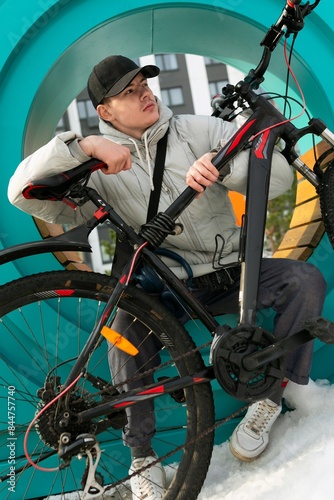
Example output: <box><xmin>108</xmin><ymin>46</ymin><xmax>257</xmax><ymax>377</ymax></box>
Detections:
<box><xmin>143</xmin><ymin>102</ymin><xmax>155</xmax><ymax>111</ymax></box>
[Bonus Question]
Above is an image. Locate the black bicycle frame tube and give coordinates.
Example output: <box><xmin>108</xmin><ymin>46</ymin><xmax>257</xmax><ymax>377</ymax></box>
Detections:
<box><xmin>63</xmin><ymin>244</ymin><xmax>221</xmax><ymax>389</ymax></box>
<box><xmin>238</xmin><ymin>125</ymin><xmax>281</xmax><ymax>323</ymax></box>
<box><xmin>164</xmin><ymin>113</ymin><xmax>260</xmax><ymax>221</ymax></box>
<box><xmin>75</xmin><ymin>368</ymin><xmax>214</xmax><ymax>424</ymax></box>
<box><xmin>63</xmin><ymin>268</ymin><xmax>133</xmax><ymax>389</ymax></box>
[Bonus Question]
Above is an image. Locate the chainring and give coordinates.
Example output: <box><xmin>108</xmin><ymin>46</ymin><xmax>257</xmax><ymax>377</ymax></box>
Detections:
<box><xmin>211</xmin><ymin>324</ymin><xmax>285</xmax><ymax>402</ymax></box>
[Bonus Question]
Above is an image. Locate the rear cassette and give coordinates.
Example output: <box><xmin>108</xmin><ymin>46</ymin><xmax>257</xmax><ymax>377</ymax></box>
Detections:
<box><xmin>211</xmin><ymin>324</ymin><xmax>285</xmax><ymax>402</ymax></box>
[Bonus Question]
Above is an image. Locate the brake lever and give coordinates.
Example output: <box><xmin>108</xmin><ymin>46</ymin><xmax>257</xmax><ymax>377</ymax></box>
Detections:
<box><xmin>211</xmin><ymin>93</ymin><xmax>238</xmax><ymax>116</ymax></box>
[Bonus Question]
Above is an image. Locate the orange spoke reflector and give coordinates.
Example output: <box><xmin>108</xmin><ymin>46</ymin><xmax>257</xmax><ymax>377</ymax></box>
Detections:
<box><xmin>101</xmin><ymin>326</ymin><xmax>139</xmax><ymax>356</ymax></box>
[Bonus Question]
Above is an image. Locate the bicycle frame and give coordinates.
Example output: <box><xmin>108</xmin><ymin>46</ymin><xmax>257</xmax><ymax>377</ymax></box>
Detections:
<box><xmin>5</xmin><ymin>2</ymin><xmax>334</xmax><ymax>497</ymax></box>
<box><xmin>1</xmin><ymin>0</ymin><xmax>334</xmax><ymax>411</ymax></box>
<box><xmin>1</xmin><ymin>106</ymin><xmax>333</xmax><ymax>400</ymax></box>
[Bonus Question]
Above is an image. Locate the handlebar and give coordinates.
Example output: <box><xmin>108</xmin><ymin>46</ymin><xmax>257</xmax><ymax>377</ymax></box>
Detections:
<box><xmin>211</xmin><ymin>0</ymin><xmax>321</xmax><ymax>118</ymax></box>
<box><xmin>24</xmin><ymin>0</ymin><xmax>323</xmax><ymax>213</ymax></box>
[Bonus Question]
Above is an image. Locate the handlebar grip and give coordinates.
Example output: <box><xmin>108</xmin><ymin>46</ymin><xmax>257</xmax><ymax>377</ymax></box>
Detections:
<box><xmin>287</xmin><ymin>0</ymin><xmax>302</xmax><ymax>5</ymax></box>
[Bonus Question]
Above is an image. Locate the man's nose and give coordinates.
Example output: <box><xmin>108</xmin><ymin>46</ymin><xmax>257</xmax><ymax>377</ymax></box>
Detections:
<box><xmin>140</xmin><ymin>87</ymin><xmax>149</xmax><ymax>99</ymax></box>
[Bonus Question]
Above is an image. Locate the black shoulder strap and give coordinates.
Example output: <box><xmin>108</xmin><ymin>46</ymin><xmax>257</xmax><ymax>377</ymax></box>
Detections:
<box><xmin>146</xmin><ymin>128</ymin><xmax>169</xmax><ymax>223</ymax></box>
<box><xmin>111</xmin><ymin>128</ymin><xmax>169</xmax><ymax>279</ymax></box>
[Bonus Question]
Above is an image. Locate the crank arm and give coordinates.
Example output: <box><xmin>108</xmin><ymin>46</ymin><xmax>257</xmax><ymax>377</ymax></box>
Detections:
<box><xmin>242</xmin><ymin>316</ymin><xmax>334</xmax><ymax>371</ymax></box>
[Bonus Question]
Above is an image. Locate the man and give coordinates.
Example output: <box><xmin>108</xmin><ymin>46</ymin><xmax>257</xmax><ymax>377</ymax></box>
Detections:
<box><xmin>8</xmin><ymin>55</ymin><xmax>326</xmax><ymax>499</ymax></box>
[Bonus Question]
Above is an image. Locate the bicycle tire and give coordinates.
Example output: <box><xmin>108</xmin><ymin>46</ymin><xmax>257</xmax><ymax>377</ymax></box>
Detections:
<box><xmin>318</xmin><ymin>160</ymin><xmax>334</xmax><ymax>249</ymax></box>
<box><xmin>0</xmin><ymin>270</ymin><xmax>215</xmax><ymax>500</ymax></box>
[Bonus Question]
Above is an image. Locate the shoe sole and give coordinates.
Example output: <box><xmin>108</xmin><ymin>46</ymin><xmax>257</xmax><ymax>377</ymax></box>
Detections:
<box><xmin>229</xmin><ymin>440</ymin><xmax>266</xmax><ymax>462</ymax></box>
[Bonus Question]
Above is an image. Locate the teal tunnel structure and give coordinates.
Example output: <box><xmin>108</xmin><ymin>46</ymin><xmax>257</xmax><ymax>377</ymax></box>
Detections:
<box><xmin>1</xmin><ymin>0</ymin><xmax>334</xmax><ymax>497</ymax></box>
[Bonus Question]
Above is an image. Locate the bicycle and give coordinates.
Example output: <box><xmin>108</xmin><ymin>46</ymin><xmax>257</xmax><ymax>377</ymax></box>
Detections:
<box><xmin>1</xmin><ymin>0</ymin><xmax>334</xmax><ymax>498</ymax></box>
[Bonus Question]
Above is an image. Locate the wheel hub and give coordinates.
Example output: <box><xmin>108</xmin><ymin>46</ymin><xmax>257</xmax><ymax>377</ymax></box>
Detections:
<box><xmin>35</xmin><ymin>378</ymin><xmax>95</xmax><ymax>449</ymax></box>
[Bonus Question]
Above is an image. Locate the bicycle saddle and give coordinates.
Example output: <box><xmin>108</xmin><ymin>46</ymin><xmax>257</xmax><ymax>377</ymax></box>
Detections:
<box><xmin>22</xmin><ymin>158</ymin><xmax>105</xmax><ymax>201</ymax></box>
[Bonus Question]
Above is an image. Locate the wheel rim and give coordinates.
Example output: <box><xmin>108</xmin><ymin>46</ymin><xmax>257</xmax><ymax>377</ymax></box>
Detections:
<box><xmin>0</xmin><ymin>272</ymin><xmax>214</xmax><ymax>499</ymax></box>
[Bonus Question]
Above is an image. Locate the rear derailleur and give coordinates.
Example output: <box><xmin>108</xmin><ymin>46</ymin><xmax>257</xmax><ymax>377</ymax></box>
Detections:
<box><xmin>59</xmin><ymin>433</ymin><xmax>105</xmax><ymax>499</ymax></box>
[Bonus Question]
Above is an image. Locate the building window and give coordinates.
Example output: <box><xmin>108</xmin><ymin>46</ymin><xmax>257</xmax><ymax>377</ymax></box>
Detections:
<box><xmin>77</xmin><ymin>99</ymin><xmax>99</xmax><ymax>128</ymax></box>
<box><xmin>55</xmin><ymin>113</ymin><xmax>70</xmax><ymax>134</ymax></box>
<box><xmin>209</xmin><ymin>80</ymin><xmax>229</xmax><ymax>97</ymax></box>
<box><xmin>55</xmin><ymin>116</ymin><xmax>67</xmax><ymax>133</ymax></box>
<box><xmin>155</xmin><ymin>54</ymin><xmax>178</xmax><ymax>71</ymax></box>
<box><xmin>97</xmin><ymin>224</ymin><xmax>116</xmax><ymax>265</ymax></box>
<box><xmin>204</xmin><ymin>57</ymin><xmax>221</xmax><ymax>66</ymax></box>
<box><xmin>161</xmin><ymin>87</ymin><xmax>184</xmax><ymax>107</ymax></box>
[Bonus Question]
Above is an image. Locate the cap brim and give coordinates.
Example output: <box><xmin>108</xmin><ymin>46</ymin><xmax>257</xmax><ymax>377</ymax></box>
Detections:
<box><xmin>104</xmin><ymin>65</ymin><xmax>160</xmax><ymax>99</ymax></box>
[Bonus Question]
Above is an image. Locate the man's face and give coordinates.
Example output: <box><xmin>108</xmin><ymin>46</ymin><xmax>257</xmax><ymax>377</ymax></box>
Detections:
<box><xmin>97</xmin><ymin>73</ymin><xmax>160</xmax><ymax>139</ymax></box>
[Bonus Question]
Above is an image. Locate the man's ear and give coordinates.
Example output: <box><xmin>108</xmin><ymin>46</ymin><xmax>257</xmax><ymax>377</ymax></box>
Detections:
<box><xmin>97</xmin><ymin>104</ymin><xmax>113</xmax><ymax>122</ymax></box>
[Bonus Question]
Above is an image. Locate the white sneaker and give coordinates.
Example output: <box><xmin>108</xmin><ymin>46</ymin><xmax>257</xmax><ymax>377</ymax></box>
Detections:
<box><xmin>229</xmin><ymin>398</ymin><xmax>282</xmax><ymax>461</ymax></box>
<box><xmin>129</xmin><ymin>453</ymin><xmax>166</xmax><ymax>499</ymax></box>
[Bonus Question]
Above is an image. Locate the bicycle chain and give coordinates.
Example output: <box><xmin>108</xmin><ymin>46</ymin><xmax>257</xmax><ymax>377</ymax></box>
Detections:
<box><xmin>83</xmin><ymin>338</ymin><xmax>250</xmax><ymax>493</ymax></box>
<box><xmin>82</xmin><ymin>339</ymin><xmax>213</xmax><ymax>397</ymax></box>
<box><xmin>104</xmin><ymin>401</ymin><xmax>249</xmax><ymax>493</ymax></box>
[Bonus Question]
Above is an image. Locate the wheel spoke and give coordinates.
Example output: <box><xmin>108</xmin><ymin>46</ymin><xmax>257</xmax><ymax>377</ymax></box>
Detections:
<box><xmin>0</xmin><ymin>271</ymin><xmax>214</xmax><ymax>499</ymax></box>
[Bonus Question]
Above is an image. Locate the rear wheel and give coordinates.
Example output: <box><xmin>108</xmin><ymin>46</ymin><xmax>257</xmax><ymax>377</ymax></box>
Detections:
<box><xmin>0</xmin><ymin>270</ymin><xmax>215</xmax><ymax>499</ymax></box>
<box><xmin>319</xmin><ymin>160</ymin><xmax>334</xmax><ymax>249</ymax></box>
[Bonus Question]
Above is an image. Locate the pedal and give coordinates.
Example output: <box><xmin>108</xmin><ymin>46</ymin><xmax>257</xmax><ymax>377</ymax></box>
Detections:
<box><xmin>304</xmin><ymin>316</ymin><xmax>334</xmax><ymax>344</ymax></box>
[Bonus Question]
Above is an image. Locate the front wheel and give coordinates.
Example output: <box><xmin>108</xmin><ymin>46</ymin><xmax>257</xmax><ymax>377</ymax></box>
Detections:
<box><xmin>0</xmin><ymin>270</ymin><xmax>215</xmax><ymax>500</ymax></box>
<box><xmin>318</xmin><ymin>159</ymin><xmax>334</xmax><ymax>248</ymax></box>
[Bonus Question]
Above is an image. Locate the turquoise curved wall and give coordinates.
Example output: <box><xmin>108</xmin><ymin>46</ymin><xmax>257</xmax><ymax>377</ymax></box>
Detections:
<box><xmin>1</xmin><ymin>0</ymin><xmax>334</xmax><ymax>259</ymax></box>
<box><xmin>0</xmin><ymin>1</ymin><xmax>334</xmax><ymax>497</ymax></box>
<box><xmin>1</xmin><ymin>0</ymin><xmax>333</xmax><ymax>362</ymax></box>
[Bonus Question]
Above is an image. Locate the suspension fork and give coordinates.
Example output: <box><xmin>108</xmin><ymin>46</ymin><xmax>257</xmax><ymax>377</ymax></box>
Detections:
<box><xmin>238</xmin><ymin>128</ymin><xmax>279</xmax><ymax>325</ymax></box>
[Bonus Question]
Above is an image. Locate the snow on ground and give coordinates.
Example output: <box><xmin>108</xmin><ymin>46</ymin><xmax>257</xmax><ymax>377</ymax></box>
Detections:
<box><xmin>49</xmin><ymin>379</ymin><xmax>334</xmax><ymax>499</ymax></box>
<box><xmin>199</xmin><ymin>379</ymin><xmax>334</xmax><ymax>499</ymax></box>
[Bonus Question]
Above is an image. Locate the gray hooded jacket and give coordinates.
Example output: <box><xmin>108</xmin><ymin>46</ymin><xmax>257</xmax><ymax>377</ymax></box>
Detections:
<box><xmin>8</xmin><ymin>100</ymin><xmax>293</xmax><ymax>278</ymax></box>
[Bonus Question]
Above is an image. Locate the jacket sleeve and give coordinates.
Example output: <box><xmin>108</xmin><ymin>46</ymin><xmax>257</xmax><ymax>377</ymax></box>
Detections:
<box><xmin>7</xmin><ymin>132</ymin><xmax>93</xmax><ymax>224</ymax></box>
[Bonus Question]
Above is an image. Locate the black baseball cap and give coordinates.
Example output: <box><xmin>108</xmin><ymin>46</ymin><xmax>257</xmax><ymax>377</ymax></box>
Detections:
<box><xmin>87</xmin><ymin>55</ymin><xmax>160</xmax><ymax>108</ymax></box>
